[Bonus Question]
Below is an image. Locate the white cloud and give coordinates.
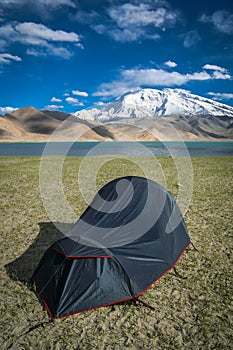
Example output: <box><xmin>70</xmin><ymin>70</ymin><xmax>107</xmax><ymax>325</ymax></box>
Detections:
<box><xmin>36</xmin><ymin>0</ymin><xmax>76</xmax><ymax>8</ymax></box>
<box><xmin>108</xmin><ymin>2</ymin><xmax>180</xmax><ymax>29</ymax></box>
<box><xmin>44</xmin><ymin>104</ymin><xmax>64</xmax><ymax>110</ymax></box>
<box><xmin>0</xmin><ymin>53</ymin><xmax>22</xmax><ymax>64</ymax></box>
<box><xmin>92</xmin><ymin>1</ymin><xmax>181</xmax><ymax>42</ymax></box>
<box><xmin>202</xmin><ymin>64</ymin><xmax>231</xmax><ymax>80</ymax></box>
<box><xmin>0</xmin><ymin>106</ymin><xmax>18</xmax><ymax>115</ymax></box>
<box><xmin>95</xmin><ymin>101</ymin><xmax>105</xmax><ymax>106</ymax></box>
<box><xmin>0</xmin><ymin>24</ymin><xmax>17</xmax><ymax>49</ymax></box>
<box><xmin>93</xmin><ymin>80</ymin><xmax>137</xmax><ymax>98</ymax></box>
<box><xmin>164</xmin><ymin>60</ymin><xmax>177</xmax><ymax>68</ymax></box>
<box><xmin>207</xmin><ymin>92</ymin><xmax>233</xmax><ymax>100</ymax></box>
<box><xmin>123</xmin><ymin>68</ymin><xmax>211</xmax><ymax>85</ymax></box>
<box><xmin>93</xmin><ymin>25</ymin><xmax>158</xmax><ymax>43</ymax></box>
<box><xmin>202</xmin><ymin>64</ymin><xmax>228</xmax><ymax>73</ymax></box>
<box><xmin>16</xmin><ymin>22</ymin><xmax>80</xmax><ymax>43</ymax></box>
<box><xmin>0</xmin><ymin>22</ymin><xmax>82</xmax><ymax>59</ymax></box>
<box><xmin>1</xmin><ymin>0</ymin><xmax>25</xmax><ymax>4</ymax></box>
<box><xmin>92</xmin><ymin>24</ymin><xmax>105</xmax><ymax>35</ymax></box>
<box><xmin>65</xmin><ymin>97</ymin><xmax>84</xmax><ymax>106</ymax></box>
<box><xmin>72</xmin><ymin>90</ymin><xmax>88</xmax><ymax>97</ymax></box>
<box><xmin>212</xmin><ymin>71</ymin><xmax>231</xmax><ymax>80</ymax></box>
<box><xmin>73</xmin><ymin>9</ymin><xmax>99</xmax><ymax>24</ymax></box>
<box><xmin>182</xmin><ymin>30</ymin><xmax>201</xmax><ymax>48</ymax></box>
<box><xmin>199</xmin><ymin>10</ymin><xmax>233</xmax><ymax>35</ymax></box>
<box><xmin>26</xmin><ymin>46</ymin><xmax>73</xmax><ymax>59</ymax></box>
<box><xmin>75</xmin><ymin>42</ymin><xmax>84</xmax><ymax>50</ymax></box>
<box><xmin>51</xmin><ymin>96</ymin><xmax>62</xmax><ymax>102</ymax></box>
<box><xmin>1</xmin><ymin>0</ymin><xmax>76</xmax><ymax>9</ymax></box>
<box><xmin>94</xmin><ymin>66</ymin><xmax>232</xmax><ymax>97</ymax></box>
<box><xmin>66</xmin><ymin>97</ymin><xmax>78</xmax><ymax>104</ymax></box>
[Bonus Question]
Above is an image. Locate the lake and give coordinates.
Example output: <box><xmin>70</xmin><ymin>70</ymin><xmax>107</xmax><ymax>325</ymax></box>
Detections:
<box><xmin>0</xmin><ymin>141</ymin><xmax>233</xmax><ymax>157</ymax></box>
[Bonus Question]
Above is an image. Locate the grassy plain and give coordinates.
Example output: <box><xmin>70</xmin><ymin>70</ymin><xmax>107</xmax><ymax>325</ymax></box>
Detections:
<box><xmin>0</xmin><ymin>156</ymin><xmax>232</xmax><ymax>349</ymax></box>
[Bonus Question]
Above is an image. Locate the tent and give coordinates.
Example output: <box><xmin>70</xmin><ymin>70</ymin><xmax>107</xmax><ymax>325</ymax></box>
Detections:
<box><xmin>32</xmin><ymin>176</ymin><xmax>190</xmax><ymax>319</ymax></box>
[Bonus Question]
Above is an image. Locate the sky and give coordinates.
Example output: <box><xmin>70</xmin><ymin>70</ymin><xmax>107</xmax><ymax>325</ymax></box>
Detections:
<box><xmin>0</xmin><ymin>0</ymin><xmax>233</xmax><ymax>115</ymax></box>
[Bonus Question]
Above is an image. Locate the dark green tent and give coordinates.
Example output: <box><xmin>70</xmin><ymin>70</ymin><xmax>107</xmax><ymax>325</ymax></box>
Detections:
<box><xmin>32</xmin><ymin>176</ymin><xmax>190</xmax><ymax>318</ymax></box>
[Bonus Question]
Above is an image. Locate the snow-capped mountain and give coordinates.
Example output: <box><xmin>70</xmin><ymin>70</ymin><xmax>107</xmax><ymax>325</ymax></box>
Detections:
<box><xmin>74</xmin><ymin>88</ymin><xmax>233</xmax><ymax>121</ymax></box>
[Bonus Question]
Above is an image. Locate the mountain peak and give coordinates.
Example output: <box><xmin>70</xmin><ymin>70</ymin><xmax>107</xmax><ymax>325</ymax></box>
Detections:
<box><xmin>74</xmin><ymin>88</ymin><xmax>233</xmax><ymax>121</ymax></box>
<box><xmin>5</xmin><ymin>106</ymin><xmax>38</xmax><ymax>119</ymax></box>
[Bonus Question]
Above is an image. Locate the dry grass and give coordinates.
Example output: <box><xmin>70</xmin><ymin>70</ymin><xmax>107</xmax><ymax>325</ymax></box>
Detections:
<box><xmin>0</xmin><ymin>155</ymin><xmax>232</xmax><ymax>349</ymax></box>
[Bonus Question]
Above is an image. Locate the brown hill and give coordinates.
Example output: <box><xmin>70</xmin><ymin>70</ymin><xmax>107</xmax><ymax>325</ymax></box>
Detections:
<box><xmin>4</xmin><ymin>107</ymin><xmax>62</xmax><ymax>134</ymax></box>
<box><xmin>0</xmin><ymin>107</ymin><xmax>116</xmax><ymax>142</ymax></box>
<box><xmin>106</xmin><ymin>115</ymin><xmax>233</xmax><ymax>141</ymax></box>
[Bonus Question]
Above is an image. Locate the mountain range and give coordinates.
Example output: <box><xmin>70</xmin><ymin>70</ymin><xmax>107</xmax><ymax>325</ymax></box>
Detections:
<box><xmin>74</xmin><ymin>88</ymin><xmax>233</xmax><ymax>120</ymax></box>
<box><xmin>1</xmin><ymin>89</ymin><xmax>233</xmax><ymax>142</ymax></box>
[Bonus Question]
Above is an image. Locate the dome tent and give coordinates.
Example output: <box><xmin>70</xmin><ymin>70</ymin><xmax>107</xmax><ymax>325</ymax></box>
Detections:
<box><xmin>32</xmin><ymin>176</ymin><xmax>190</xmax><ymax>319</ymax></box>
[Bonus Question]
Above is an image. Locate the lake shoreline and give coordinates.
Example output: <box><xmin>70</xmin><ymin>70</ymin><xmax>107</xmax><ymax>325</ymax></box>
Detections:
<box><xmin>0</xmin><ymin>141</ymin><xmax>232</xmax><ymax>157</ymax></box>
<box><xmin>1</xmin><ymin>139</ymin><xmax>233</xmax><ymax>144</ymax></box>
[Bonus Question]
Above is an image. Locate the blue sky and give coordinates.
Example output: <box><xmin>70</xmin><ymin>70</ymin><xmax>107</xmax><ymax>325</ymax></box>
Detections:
<box><xmin>0</xmin><ymin>0</ymin><xmax>232</xmax><ymax>115</ymax></box>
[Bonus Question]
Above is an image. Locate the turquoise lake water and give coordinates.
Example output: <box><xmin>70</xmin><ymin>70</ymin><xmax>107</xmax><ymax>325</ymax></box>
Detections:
<box><xmin>0</xmin><ymin>141</ymin><xmax>232</xmax><ymax>157</ymax></box>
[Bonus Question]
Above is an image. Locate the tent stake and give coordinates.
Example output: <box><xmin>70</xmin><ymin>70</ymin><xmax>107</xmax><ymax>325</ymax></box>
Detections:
<box><xmin>136</xmin><ymin>298</ymin><xmax>155</xmax><ymax>311</ymax></box>
<box><xmin>173</xmin><ymin>266</ymin><xmax>187</xmax><ymax>279</ymax></box>
<box><xmin>191</xmin><ymin>241</ymin><xmax>198</xmax><ymax>251</ymax></box>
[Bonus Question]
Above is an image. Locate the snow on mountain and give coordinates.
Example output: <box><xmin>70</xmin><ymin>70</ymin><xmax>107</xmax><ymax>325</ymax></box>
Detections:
<box><xmin>74</xmin><ymin>88</ymin><xmax>233</xmax><ymax>121</ymax></box>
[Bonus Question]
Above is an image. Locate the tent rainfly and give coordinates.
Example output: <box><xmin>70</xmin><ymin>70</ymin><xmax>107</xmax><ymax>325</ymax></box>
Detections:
<box><xmin>32</xmin><ymin>176</ymin><xmax>191</xmax><ymax>318</ymax></box>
